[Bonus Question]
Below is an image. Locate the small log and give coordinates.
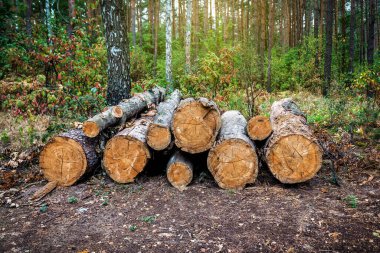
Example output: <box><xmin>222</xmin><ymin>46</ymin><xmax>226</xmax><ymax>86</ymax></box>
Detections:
<box><xmin>207</xmin><ymin>111</ymin><xmax>258</xmax><ymax>190</ymax></box>
<box><xmin>83</xmin><ymin>87</ymin><xmax>165</xmax><ymax>138</ymax></box>
<box><xmin>39</xmin><ymin>129</ymin><xmax>99</xmax><ymax>186</ymax></box>
<box><xmin>147</xmin><ymin>89</ymin><xmax>182</xmax><ymax>150</ymax></box>
<box><xmin>264</xmin><ymin>98</ymin><xmax>323</xmax><ymax>184</ymax></box>
<box><xmin>103</xmin><ymin>116</ymin><xmax>153</xmax><ymax>183</ymax></box>
<box><xmin>247</xmin><ymin>115</ymin><xmax>273</xmax><ymax>141</ymax></box>
<box><xmin>172</xmin><ymin>97</ymin><xmax>221</xmax><ymax>154</ymax></box>
<box><xmin>166</xmin><ymin>151</ymin><xmax>193</xmax><ymax>191</ymax></box>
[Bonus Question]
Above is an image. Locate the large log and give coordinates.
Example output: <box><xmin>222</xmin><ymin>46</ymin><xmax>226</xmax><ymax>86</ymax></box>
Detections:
<box><xmin>103</xmin><ymin>116</ymin><xmax>152</xmax><ymax>183</ymax></box>
<box><xmin>172</xmin><ymin>97</ymin><xmax>221</xmax><ymax>154</ymax></box>
<box><xmin>39</xmin><ymin>129</ymin><xmax>99</xmax><ymax>186</ymax></box>
<box><xmin>83</xmin><ymin>87</ymin><xmax>165</xmax><ymax>138</ymax></box>
<box><xmin>264</xmin><ymin>98</ymin><xmax>323</xmax><ymax>184</ymax></box>
<box><xmin>247</xmin><ymin>115</ymin><xmax>273</xmax><ymax>141</ymax></box>
<box><xmin>166</xmin><ymin>151</ymin><xmax>193</xmax><ymax>191</ymax></box>
<box><xmin>207</xmin><ymin>111</ymin><xmax>258</xmax><ymax>190</ymax></box>
<box><xmin>147</xmin><ymin>89</ymin><xmax>182</xmax><ymax>150</ymax></box>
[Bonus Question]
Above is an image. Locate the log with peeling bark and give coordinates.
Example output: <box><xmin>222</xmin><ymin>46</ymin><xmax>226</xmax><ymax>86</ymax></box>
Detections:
<box><xmin>83</xmin><ymin>87</ymin><xmax>165</xmax><ymax>138</ymax></box>
<box><xmin>39</xmin><ymin>129</ymin><xmax>100</xmax><ymax>186</ymax></box>
<box><xmin>264</xmin><ymin>98</ymin><xmax>323</xmax><ymax>184</ymax></box>
<box><xmin>171</xmin><ymin>97</ymin><xmax>221</xmax><ymax>154</ymax></box>
<box><xmin>247</xmin><ymin>115</ymin><xmax>273</xmax><ymax>141</ymax></box>
<box><xmin>207</xmin><ymin>111</ymin><xmax>259</xmax><ymax>190</ymax></box>
<box><xmin>103</xmin><ymin>116</ymin><xmax>153</xmax><ymax>183</ymax></box>
<box><xmin>166</xmin><ymin>151</ymin><xmax>193</xmax><ymax>191</ymax></box>
<box><xmin>147</xmin><ymin>89</ymin><xmax>182</xmax><ymax>150</ymax></box>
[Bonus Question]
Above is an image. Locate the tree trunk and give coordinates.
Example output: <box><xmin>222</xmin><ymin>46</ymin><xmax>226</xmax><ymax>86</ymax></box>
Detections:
<box><xmin>341</xmin><ymin>0</ymin><xmax>347</xmax><ymax>72</ymax></box>
<box><xmin>167</xmin><ymin>151</ymin><xmax>193</xmax><ymax>190</ymax></box>
<box><xmin>26</xmin><ymin>0</ymin><xmax>32</xmax><ymax>37</ymax></box>
<box><xmin>83</xmin><ymin>87</ymin><xmax>165</xmax><ymax>138</ymax></box>
<box><xmin>267</xmin><ymin>0</ymin><xmax>274</xmax><ymax>93</ymax></box>
<box><xmin>147</xmin><ymin>89</ymin><xmax>182</xmax><ymax>150</ymax></box>
<box><xmin>103</xmin><ymin>116</ymin><xmax>153</xmax><ymax>183</ymax></box>
<box><xmin>349</xmin><ymin>0</ymin><xmax>356</xmax><ymax>72</ymax></box>
<box><xmin>185</xmin><ymin>0</ymin><xmax>192</xmax><ymax>73</ymax></box>
<box><xmin>172</xmin><ymin>0</ymin><xmax>176</xmax><ymax>38</ymax></box>
<box><xmin>40</xmin><ymin>129</ymin><xmax>100</xmax><ymax>186</ymax></box>
<box><xmin>139</xmin><ymin>0</ymin><xmax>143</xmax><ymax>47</ymax></box>
<box><xmin>172</xmin><ymin>97</ymin><xmax>221</xmax><ymax>154</ymax></box>
<box><xmin>67</xmin><ymin>0</ymin><xmax>76</xmax><ymax>37</ymax></box>
<box><xmin>131</xmin><ymin>0</ymin><xmax>136</xmax><ymax>47</ymax></box>
<box><xmin>101</xmin><ymin>0</ymin><xmax>132</xmax><ymax>105</ymax></box>
<box><xmin>45</xmin><ymin>0</ymin><xmax>52</xmax><ymax>43</ymax></box>
<box><xmin>314</xmin><ymin>0</ymin><xmax>320</xmax><ymax>69</ymax></box>
<box><xmin>247</xmin><ymin>115</ymin><xmax>273</xmax><ymax>141</ymax></box>
<box><xmin>203</xmin><ymin>0</ymin><xmax>208</xmax><ymax>34</ymax></box>
<box><xmin>367</xmin><ymin>0</ymin><xmax>375</xmax><ymax>66</ymax></box>
<box><xmin>323</xmin><ymin>0</ymin><xmax>334</xmax><ymax>96</ymax></box>
<box><xmin>207</xmin><ymin>110</ymin><xmax>258</xmax><ymax>190</ymax></box>
<box><xmin>264</xmin><ymin>98</ymin><xmax>323</xmax><ymax>184</ymax></box>
<box><xmin>154</xmin><ymin>0</ymin><xmax>160</xmax><ymax>76</ymax></box>
<box><xmin>166</xmin><ymin>0</ymin><xmax>173</xmax><ymax>86</ymax></box>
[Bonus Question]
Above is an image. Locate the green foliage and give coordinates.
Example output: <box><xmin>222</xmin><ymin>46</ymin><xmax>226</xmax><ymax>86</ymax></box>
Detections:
<box><xmin>39</xmin><ymin>203</ymin><xmax>49</xmax><ymax>213</ymax></box>
<box><xmin>0</xmin><ymin>130</ymin><xmax>10</xmax><ymax>144</ymax></box>
<box><xmin>141</xmin><ymin>215</ymin><xmax>156</xmax><ymax>223</ymax></box>
<box><xmin>129</xmin><ymin>225</ymin><xmax>137</xmax><ymax>232</ymax></box>
<box><xmin>343</xmin><ymin>195</ymin><xmax>358</xmax><ymax>208</ymax></box>
<box><xmin>67</xmin><ymin>196</ymin><xmax>78</xmax><ymax>204</ymax></box>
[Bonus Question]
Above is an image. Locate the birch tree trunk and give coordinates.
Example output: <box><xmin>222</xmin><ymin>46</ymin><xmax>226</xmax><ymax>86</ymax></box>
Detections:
<box><xmin>45</xmin><ymin>0</ymin><xmax>52</xmax><ymax>43</ymax></box>
<box><xmin>185</xmin><ymin>0</ymin><xmax>192</xmax><ymax>73</ymax></box>
<box><xmin>101</xmin><ymin>0</ymin><xmax>132</xmax><ymax>106</ymax></box>
<box><xmin>166</xmin><ymin>0</ymin><xmax>173</xmax><ymax>86</ymax></box>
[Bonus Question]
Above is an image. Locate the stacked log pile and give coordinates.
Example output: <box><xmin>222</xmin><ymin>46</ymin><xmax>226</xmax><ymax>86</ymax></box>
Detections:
<box><xmin>39</xmin><ymin>88</ymin><xmax>323</xmax><ymax>194</ymax></box>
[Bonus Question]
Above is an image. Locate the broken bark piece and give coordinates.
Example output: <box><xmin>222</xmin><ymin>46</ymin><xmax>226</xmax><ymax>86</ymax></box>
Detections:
<box><xmin>103</xmin><ymin>116</ymin><xmax>153</xmax><ymax>183</ymax></box>
<box><xmin>39</xmin><ymin>129</ymin><xmax>99</xmax><ymax>186</ymax></box>
<box><xmin>147</xmin><ymin>89</ymin><xmax>182</xmax><ymax>150</ymax></box>
<box><xmin>247</xmin><ymin>115</ymin><xmax>273</xmax><ymax>141</ymax></box>
<box><xmin>83</xmin><ymin>86</ymin><xmax>165</xmax><ymax>138</ymax></box>
<box><xmin>207</xmin><ymin>111</ymin><xmax>258</xmax><ymax>190</ymax></box>
<box><xmin>264</xmin><ymin>98</ymin><xmax>323</xmax><ymax>184</ymax></box>
<box><xmin>166</xmin><ymin>151</ymin><xmax>193</xmax><ymax>191</ymax></box>
<box><xmin>31</xmin><ymin>181</ymin><xmax>57</xmax><ymax>201</ymax></box>
<box><xmin>172</xmin><ymin>97</ymin><xmax>221</xmax><ymax>154</ymax></box>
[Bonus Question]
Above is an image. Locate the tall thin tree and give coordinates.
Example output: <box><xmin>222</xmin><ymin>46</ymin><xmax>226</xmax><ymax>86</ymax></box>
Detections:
<box><xmin>185</xmin><ymin>0</ymin><xmax>192</xmax><ymax>73</ymax></box>
<box><xmin>349</xmin><ymin>0</ymin><xmax>356</xmax><ymax>72</ymax></box>
<box><xmin>323</xmin><ymin>0</ymin><xmax>334</xmax><ymax>96</ymax></box>
<box><xmin>131</xmin><ymin>0</ymin><xmax>136</xmax><ymax>47</ymax></box>
<box><xmin>166</xmin><ymin>0</ymin><xmax>173</xmax><ymax>86</ymax></box>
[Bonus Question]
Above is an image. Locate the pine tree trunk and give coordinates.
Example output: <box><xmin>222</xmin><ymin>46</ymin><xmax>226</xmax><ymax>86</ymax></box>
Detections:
<box><xmin>40</xmin><ymin>129</ymin><xmax>100</xmax><ymax>186</ymax></box>
<box><xmin>323</xmin><ymin>0</ymin><xmax>334</xmax><ymax>96</ymax></box>
<box><xmin>166</xmin><ymin>0</ymin><xmax>173</xmax><ymax>85</ymax></box>
<box><xmin>203</xmin><ymin>0</ymin><xmax>208</xmax><ymax>34</ymax></box>
<box><xmin>264</xmin><ymin>99</ymin><xmax>323</xmax><ymax>184</ymax></box>
<box><xmin>207</xmin><ymin>111</ymin><xmax>258</xmax><ymax>190</ymax></box>
<box><xmin>154</xmin><ymin>0</ymin><xmax>160</xmax><ymax>76</ymax></box>
<box><xmin>26</xmin><ymin>0</ymin><xmax>32</xmax><ymax>37</ymax></box>
<box><xmin>367</xmin><ymin>0</ymin><xmax>375</xmax><ymax>66</ymax></box>
<box><xmin>147</xmin><ymin>89</ymin><xmax>182</xmax><ymax>150</ymax></box>
<box><xmin>267</xmin><ymin>0</ymin><xmax>274</xmax><ymax>93</ymax></box>
<box><xmin>131</xmin><ymin>0</ymin><xmax>136</xmax><ymax>47</ymax></box>
<box><xmin>185</xmin><ymin>0</ymin><xmax>192</xmax><ymax>73</ymax></box>
<box><xmin>172</xmin><ymin>98</ymin><xmax>221</xmax><ymax>154</ymax></box>
<box><xmin>101</xmin><ymin>0</ymin><xmax>132</xmax><ymax>106</ymax></box>
<box><xmin>349</xmin><ymin>0</ymin><xmax>356</xmax><ymax>72</ymax></box>
<box><xmin>166</xmin><ymin>151</ymin><xmax>193</xmax><ymax>190</ymax></box>
<box><xmin>341</xmin><ymin>0</ymin><xmax>347</xmax><ymax>72</ymax></box>
<box><xmin>103</xmin><ymin>116</ymin><xmax>153</xmax><ymax>183</ymax></box>
<box><xmin>314</xmin><ymin>0</ymin><xmax>320</xmax><ymax>69</ymax></box>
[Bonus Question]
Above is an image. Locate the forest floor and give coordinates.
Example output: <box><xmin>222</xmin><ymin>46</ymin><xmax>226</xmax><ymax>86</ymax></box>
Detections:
<box><xmin>1</xmin><ymin>146</ymin><xmax>380</xmax><ymax>252</ymax></box>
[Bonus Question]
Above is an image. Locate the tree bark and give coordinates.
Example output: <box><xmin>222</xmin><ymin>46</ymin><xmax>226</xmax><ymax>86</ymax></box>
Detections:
<box><xmin>103</xmin><ymin>116</ymin><xmax>153</xmax><ymax>183</ymax></box>
<box><xmin>203</xmin><ymin>0</ymin><xmax>208</xmax><ymax>34</ymax></box>
<box><xmin>154</xmin><ymin>0</ymin><xmax>160</xmax><ymax>76</ymax></box>
<box><xmin>67</xmin><ymin>0</ymin><xmax>76</xmax><ymax>37</ymax></box>
<box><xmin>247</xmin><ymin>115</ymin><xmax>273</xmax><ymax>141</ymax></box>
<box><xmin>264</xmin><ymin>98</ymin><xmax>323</xmax><ymax>184</ymax></box>
<box><xmin>101</xmin><ymin>0</ymin><xmax>132</xmax><ymax>106</ymax></box>
<box><xmin>323</xmin><ymin>0</ymin><xmax>334</xmax><ymax>96</ymax></box>
<box><xmin>83</xmin><ymin>87</ymin><xmax>165</xmax><ymax>138</ymax></box>
<box><xmin>314</xmin><ymin>0</ymin><xmax>320</xmax><ymax>69</ymax></box>
<box><xmin>349</xmin><ymin>0</ymin><xmax>356</xmax><ymax>72</ymax></box>
<box><xmin>267</xmin><ymin>0</ymin><xmax>275</xmax><ymax>93</ymax></box>
<box><xmin>26</xmin><ymin>0</ymin><xmax>32</xmax><ymax>37</ymax></box>
<box><xmin>367</xmin><ymin>0</ymin><xmax>375</xmax><ymax>66</ymax></box>
<box><xmin>172</xmin><ymin>97</ymin><xmax>221</xmax><ymax>154</ymax></box>
<box><xmin>40</xmin><ymin>129</ymin><xmax>100</xmax><ymax>186</ymax></box>
<box><xmin>147</xmin><ymin>89</ymin><xmax>182</xmax><ymax>150</ymax></box>
<box><xmin>166</xmin><ymin>151</ymin><xmax>193</xmax><ymax>190</ymax></box>
<box><xmin>207</xmin><ymin>110</ymin><xmax>258</xmax><ymax>190</ymax></box>
<box><xmin>131</xmin><ymin>0</ymin><xmax>136</xmax><ymax>47</ymax></box>
<box><xmin>166</xmin><ymin>0</ymin><xmax>173</xmax><ymax>85</ymax></box>
<box><xmin>185</xmin><ymin>0</ymin><xmax>192</xmax><ymax>73</ymax></box>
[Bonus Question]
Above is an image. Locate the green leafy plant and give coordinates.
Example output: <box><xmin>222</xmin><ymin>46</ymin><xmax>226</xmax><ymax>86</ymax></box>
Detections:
<box><xmin>67</xmin><ymin>196</ymin><xmax>78</xmax><ymax>204</ymax></box>
<box><xmin>39</xmin><ymin>203</ymin><xmax>48</xmax><ymax>213</ymax></box>
<box><xmin>129</xmin><ymin>225</ymin><xmax>137</xmax><ymax>232</ymax></box>
<box><xmin>343</xmin><ymin>195</ymin><xmax>358</xmax><ymax>208</ymax></box>
<box><xmin>141</xmin><ymin>215</ymin><xmax>156</xmax><ymax>223</ymax></box>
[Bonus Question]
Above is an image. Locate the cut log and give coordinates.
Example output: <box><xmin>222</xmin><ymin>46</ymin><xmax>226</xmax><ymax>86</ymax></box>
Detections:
<box><xmin>83</xmin><ymin>86</ymin><xmax>165</xmax><ymax>138</ymax></box>
<box><xmin>39</xmin><ymin>129</ymin><xmax>99</xmax><ymax>186</ymax></box>
<box><xmin>166</xmin><ymin>151</ymin><xmax>193</xmax><ymax>191</ymax></box>
<box><xmin>103</xmin><ymin>116</ymin><xmax>152</xmax><ymax>183</ymax></box>
<box><xmin>207</xmin><ymin>111</ymin><xmax>258</xmax><ymax>190</ymax></box>
<box><xmin>264</xmin><ymin>98</ymin><xmax>323</xmax><ymax>184</ymax></box>
<box><xmin>172</xmin><ymin>97</ymin><xmax>221</xmax><ymax>154</ymax></box>
<box><xmin>147</xmin><ymin>89</ymin><xmax>182</xmax><ymax>150</ymax></box>
<box><xmin>247</xmin><ymin>115</ymin><xmax>273</xmax><ymax>141</ymax></box>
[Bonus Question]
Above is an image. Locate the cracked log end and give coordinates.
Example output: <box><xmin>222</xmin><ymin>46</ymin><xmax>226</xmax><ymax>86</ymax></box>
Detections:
<box><xmin>167</xmin><ymin>162</ymin><xmax>193</xmax><ymax>191</ymax></box>
<box><xmin>172</xmin><ymin>100</ymin><xmax>221</xmax><ymax>153</ymax></box>
<box><xmin>103</xmin><ymin>136</ymin><xmax>150</xmax><ymax>183</ymax></box>
<box><xmin>266</xmin><ymin>134</ymin><xmax>322</xmax><ymax>184</ymax></box>
<box><xmin>39</xmin><ymin>137</ymin><xmax>87</xmax><ymax>186</ymax></box>
<box><xmin>83</xmin><ymin>121</ymin><xmax>100</xmax><ymax>138</ymax></box>
<box><xmin>147</xmin><ymin>124</ymin><xmax>171</xmax><ymax>150</ymax></box>
<box><xmin>247</xmin><ymin>115</ymin><xmax>273</xmax><ymax>141</ymax></box>
<box><xmin>112</xmin><ymin>106</ymin><xmax>124</xmax><ymax>118</ymax></box>
<box><xmin>207</xmin><ymin>139</ymin><xmax>258</xmax><ymax>190</ymax></box>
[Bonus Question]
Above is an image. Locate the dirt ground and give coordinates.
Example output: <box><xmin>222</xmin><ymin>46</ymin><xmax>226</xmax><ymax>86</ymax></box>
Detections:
<box><xmin>0</xmin><ymin>160</ymin><xmax>379</xmax><ymax>253</ymax></box>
